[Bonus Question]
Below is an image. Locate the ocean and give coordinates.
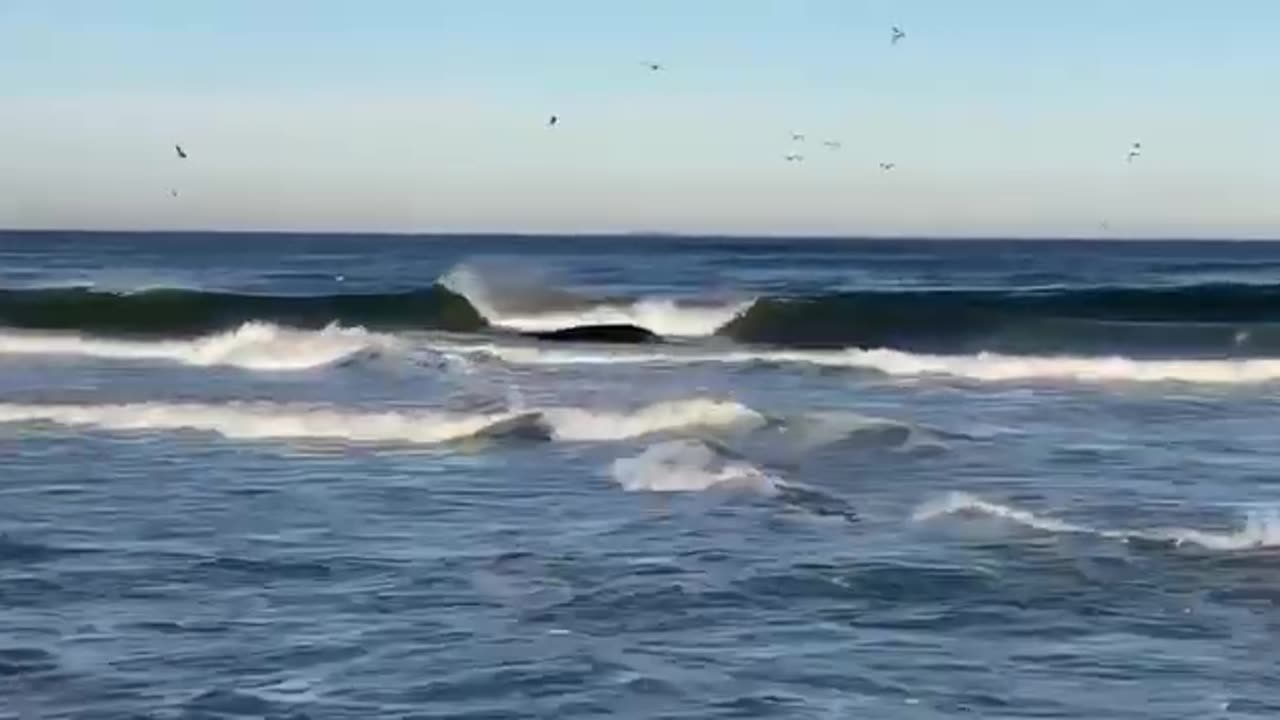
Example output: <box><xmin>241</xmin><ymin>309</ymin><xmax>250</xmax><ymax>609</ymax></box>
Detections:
<box><xmin>3</xmin><ymin>231</ymin><xmax>1280</xmax><ymax>719</ymax></box>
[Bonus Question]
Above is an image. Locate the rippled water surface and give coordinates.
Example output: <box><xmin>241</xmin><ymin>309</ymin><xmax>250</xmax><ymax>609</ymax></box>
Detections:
<box><xmin>3</xmin><ymin>232</ymin><xmax>1280</xmax><ymax>719</ymax></box>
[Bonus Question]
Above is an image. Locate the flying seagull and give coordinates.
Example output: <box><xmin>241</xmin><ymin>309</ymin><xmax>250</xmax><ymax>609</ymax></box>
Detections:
<box><xmin>1126</xmin><ymin>141</ymin><xmax>1142</xmax><ymax>163</ymax></box>
<box><xmin>784</xmin><ymin>152</ymin><xmax>805</xmax><ymax>163</ymax></box>
<box><xmin>643</xmin><ymin>61</ymin><xmax>663</xmax><ymax>71</ymax></box>
<box><xmin>170</xmin><ymin>189</ymin><xmax>179</xmax><ymax>198</ymax></box>
<box><xmin>822</xmin><ymin>139</ymin><xmax>842</xmax><ymax>150</ymax></box>
<box><xmin>174</xmin><ymin>144</ymin><xmax>187</xmax><ymax>159</ymax></box>
<box><xmin>790</xmin><ymin>131</ymin><xmax>806</xmax><ymax>142</ymax></box>
<box><xmin>548</xmin><ymin>115</ymin><xmax>558</xmax><ymax>127</ymax></box>
<box><xmin>891</xmin><ymin>26</ymin><xmax>906</xmax><ymax>45</ymax></box>
<box><xmin>879</xmin><ymin>162</ymin><xmax>896</xmax><ymax>171</ymax></box>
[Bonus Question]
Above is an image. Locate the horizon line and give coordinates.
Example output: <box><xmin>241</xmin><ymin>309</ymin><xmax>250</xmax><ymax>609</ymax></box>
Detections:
<box><xmin>3</xmin><ymin>228</ymin><xmax>1279</xmax><ymax>243</ymax></box>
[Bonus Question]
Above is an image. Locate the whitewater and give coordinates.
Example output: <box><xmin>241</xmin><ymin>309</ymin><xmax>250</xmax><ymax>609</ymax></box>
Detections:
<box><xmin>0</xmin><ymin>397</ymin><xmax>763</xmax><ymax>445</ymax></box>
<box><xmin>9</xmin><ymin>321</ymin><xmax>1280</xmax><ymax>384</ymax></box>
<box><xmin>7</xmin><ymin>232</ymin><xmax>1280</xmax><ymax>719</ymax></box>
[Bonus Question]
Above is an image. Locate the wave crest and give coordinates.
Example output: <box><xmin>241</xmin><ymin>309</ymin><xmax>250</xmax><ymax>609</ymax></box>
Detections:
<box><xmin>0</xmin><ymin>397</ymin><xmax>763</xmax><ymax>446</ymax></box>
<box><xmin>915</xmin><ymin>491</ymin><xmax>1280</xmax><ymax>551</ymax></box>
<box><xmin>429</xmin><ymin>341</ymin><xmax>1280</xmax><ymax>385</ymax></box>
<box><xmin>0</xmin><ymin>286</ymin><xmax>485</xmax><ymax>335</ymax></box>
<box><xmin>0</xmin><ymin>322</ymin><xmax>394</xmax><ymax>371</ymax></box>
<box><xmin>720</xmin><ymin>284</ymin><xmax>1280</xmax><ymax>354</ymax></box>
<box><xmin>440</xmin><ymin>264</ymin><xmax>750</xmax><ymax>337</ymax></box>
<box><xmin>611</xmin><ymin>439</ymin><xmax>783</xmax><ymax>494</ymax></box>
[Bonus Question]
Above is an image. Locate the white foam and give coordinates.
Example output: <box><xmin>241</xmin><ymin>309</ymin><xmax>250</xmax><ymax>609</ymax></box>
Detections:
<box><xmin>546</xmin><ymin>398</ymin><xmax>764</xmax><ymax>441</ymax></box>
<box><xmin>915</xmin><ymin>491</ymin><xmax>1280</xmax><ymax>551</ymax></box>
<box><xmin>0</xmin><ymin>322</ymin><xmax>394</xmax><ymax>371</ymax></box>
<box><xmin>430</xmin><ymin>341</ymin><xmax>1280</xmax><ymax>385</ymax></box>
<box><xmin>0</xmin><ymin>402</ymin><xmax>519</xmax><ymax>444</ymax></box>
<box><xmin>913</xmin><ymin>492</ymin><xmax>1092</xmax><ymax>535</ymax></box>
<box><xmin>440</xmin><ymin>265</ymin><xmax>749</xmax><ymax>337</ymax></box>
<box><xmin>0</xmin><ymin>397</ymin><xmax>761</xmax><ymax>446</ymax></box>
<box><xmin>611</xmin><ymin>439</ymin><xmax>782</xmax><ymax>494</ymax></box>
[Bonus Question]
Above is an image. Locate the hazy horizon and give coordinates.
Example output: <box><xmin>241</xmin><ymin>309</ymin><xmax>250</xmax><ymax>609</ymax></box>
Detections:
<box><xmin>3</xmin><ymin>0</ymin><xmax>1278</xmax><ymax>238</ymax></box>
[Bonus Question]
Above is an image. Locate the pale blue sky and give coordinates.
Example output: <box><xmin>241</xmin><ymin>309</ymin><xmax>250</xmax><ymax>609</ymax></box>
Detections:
<box><xmin>2</xmin><ymin>0</ymin><xmax>1278</xmax><ymax>236</ymax></box>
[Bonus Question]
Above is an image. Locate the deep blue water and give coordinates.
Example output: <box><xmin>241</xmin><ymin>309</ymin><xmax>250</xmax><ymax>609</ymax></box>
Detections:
<box><xmin>3</xmin><ymin>231</ymin><xmax>1280</xmax><ymax>719</ymax></box>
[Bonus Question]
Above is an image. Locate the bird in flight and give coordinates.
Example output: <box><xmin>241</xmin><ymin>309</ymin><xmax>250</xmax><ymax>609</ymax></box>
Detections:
<box><xmin>790</xmin><ymin>131</ymin><xmax>806</xmax><ymax>142</ymax></box>
<box><xmin>1126</xmin><ymin>141</ymin><xmax>1142</xmax><ymax>163</ymax></box>
<box><xmin>784</xmin><ymin>152</ymin><xmax>805</xmax><ymax>163</ymax></box>
<box><xmin>879</xmin><ymin>162</ymin><xmax>896</xmax><ymax>171</ymax></box>
<box><xmin>643</xmin><ymin>61</ymin><xmax>663</xmax><ymax>71</ymax></box>
<box><xmin>891</xmin><ymin>26</ymin><xmax>906</xmax><ymax>45</ymax></box>
<box><xmin>822</xmin><ymin>139</ymin><xmax>842</xmax><ymax>151</ymax></box>
<box><xmin>170</xmin><ymin>189</ymin><xmax>179</xmax><ymax>198</ymax></box>
<box><xmin>174</xmin><ymin>144</ymin><xmax>187</xmax><ymax>159</ymax></box>
<box><xmin>548</xmin><ymin>115</ymin><xmax>559</xmax><ymax>127</ymax></box>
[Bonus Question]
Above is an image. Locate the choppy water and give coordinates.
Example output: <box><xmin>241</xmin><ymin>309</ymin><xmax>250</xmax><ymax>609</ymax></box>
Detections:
<box><xmin>4</xmin><ymin>231</ymin><xmax>1280</xmax><ymax>719</ymax></box>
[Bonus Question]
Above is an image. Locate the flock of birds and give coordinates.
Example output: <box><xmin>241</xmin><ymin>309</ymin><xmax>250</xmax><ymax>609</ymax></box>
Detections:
<box><xmin>167</xmin><ymin>25</ymin><xmax>1145</xmax><ymax>208</ymax></box>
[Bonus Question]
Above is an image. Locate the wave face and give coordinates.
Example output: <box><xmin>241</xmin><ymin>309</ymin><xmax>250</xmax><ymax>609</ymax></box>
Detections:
<box><xmin>720</xmin><ymin>284</ymin><xmax>1280</xmax><ymax>355</ymax></box>
<box><xmin>0</xmin><ymin>286</ymin><xmax>485</xmax><ymax>336</ymax></box>
<box><xmin>915</xmin><ymin>492</ymin><xmax>1280</xmax><ymax>551</ymax></box>
<box><xmin>8</xmin><ymin>279</ymin><xmax>1280</xmax><ymax>359</ymax></box>
<box><xmin>0</xmin><ymin>322</ymin><xmax>393</xmax><ymax>371</ymax></box>
<box><xmin>0</xmin><ymin>397</ymin><xmax>760</xmax><ymax>446</ymax></box>
<box><xmin>440</xmin><ymin>265</ymin><xmax>749</xmax><ymax>337</ymax></box>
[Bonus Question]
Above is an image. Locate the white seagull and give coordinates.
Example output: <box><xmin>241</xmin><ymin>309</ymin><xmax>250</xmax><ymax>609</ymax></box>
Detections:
<box><xmin>891</xmin><ymin>26</ymin><xmax>906</xmax><ymax>45</ymax></box>
<box><xmin>1126</xmin><ymin>141</ymin><xmax>1142</xmax><ymax>163</ymax></box>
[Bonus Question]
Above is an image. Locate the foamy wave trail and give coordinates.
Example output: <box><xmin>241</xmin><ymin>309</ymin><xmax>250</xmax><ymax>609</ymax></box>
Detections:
<box><xmin>439</xmin><ymin>264</ymin><xmax>750</xmax><ymax>337</ymax></box>
<box><xmin>0</xmin><ymin>322</ymin><xmax>394</xmax><ymax>371</ymax></box>
<box><xmin>0</xmin><ymin>397</ymin><xmax>762</xmax><ymax>445</ymax></box>
<box><xmin>828</xmin><ymin>349</ymin><xmax>1280</xmax><ymax>384</ymax></box>
<box><xmin>430</xmin><ymin>341</ymin><xmax>1280</xmax><ymax>384</ymax></box>
<box><xmin>915</xmin><ymin>491</ymin><xmax>1280</xmax><ymax>551</ymax></box>
<box><xmin>611</xmin><ymin>439</ymin><xmax>783</xmax><ymax>494</ymax></box>
<box><xmin>0</xmin><ymin>402</ymin><xmax>528</xmax><ymax>445</ymax></box>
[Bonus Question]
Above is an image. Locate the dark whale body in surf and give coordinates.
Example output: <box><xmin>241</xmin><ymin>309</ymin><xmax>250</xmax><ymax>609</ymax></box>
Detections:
<box><xmin>523</xmin><ymin>323</ymin><xmax>661</xmax><ymax>344</ymax></box>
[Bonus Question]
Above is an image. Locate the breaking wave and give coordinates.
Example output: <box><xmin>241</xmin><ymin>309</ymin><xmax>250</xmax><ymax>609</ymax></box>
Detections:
<box><xmin>545</xmin><ymin>398</ymin><xmax>764</xmax><ymax>441</ymax></box>
<box><xmin>611</xmin><ymin>439</ymin><xmax>784</xmax><ymax>494</ymax></box>
<box><xmin>720</xmin><ymin>284</ymin><xmax>1280</xmax><ymax>355</ymax></box>
<box><xmin>914</xmin><ymin>491</ymin><xmax>1280</xmax><ymax>551</ymax></box>
<box><xmin>429</xmin><ymin>341</ymin><xmax>1280</xmax><ymax>384</ymax></box>
<box><xmin>0</xmin><ymin>285</ymin><xmax>485</xmax><ymax>335</ymax></box>
<box><xmin>9</xmin><ymin>277</ymin><xmax>1280</xmax><ymax>359</ymax></box>
<box><xmin>439</xmin><ymin>264</ymin><xmax>749</xmax><ymax>337</ymax></box>
<box><xmin>0</xmin><ymin>322</ymin><xmax>395</xmax><ymax>371</ymax></box>
<box><xmin>0</xmin><ymin>397</ymin><xmax>762</xmax><ymax>445</ymax></box>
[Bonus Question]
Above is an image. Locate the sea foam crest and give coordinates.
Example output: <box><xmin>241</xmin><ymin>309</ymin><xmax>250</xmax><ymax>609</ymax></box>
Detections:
<box><xmin>0</xmin><ymin>322</ymin><xmax>392</xmax><ymax>371</ymax></box>
<box><xmin>915</xmin><ymin>491</ymin><xmax>1280</xmax><ymax>551</ymax></box>
<box><xmin>0</xmin><ymin>402</ymin><xmax>518</xmax><ymax>444</ymax></box>
<box><xmin>611</xmin><ymin>439</ymin><xmax>783</xmax><ymax>494</ymax></box>
<box><xmin>546</xmin><ymin>398</ymin><xmax>764</xmax><ymax>441</ymax></box>
<box><xmin>439</xmin><ymin>264</ymin><xmax>750</xmax><ymax>337</ymax></box>
<box><xmin>0</xmin><ymin>397</ymin><xmax>761</xmax><ymax>445</ymax></box>
<box><xmin>431</xmin><ymin>341</ymin><xmax>1280</xmax><ymax>384</ymax></box>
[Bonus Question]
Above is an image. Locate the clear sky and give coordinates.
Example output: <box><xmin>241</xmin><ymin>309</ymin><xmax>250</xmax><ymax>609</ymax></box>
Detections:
<box><xmin>2</xmin><ymin>0</ymin><xmax>1278</xmax><ymax>237</ymax></box>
